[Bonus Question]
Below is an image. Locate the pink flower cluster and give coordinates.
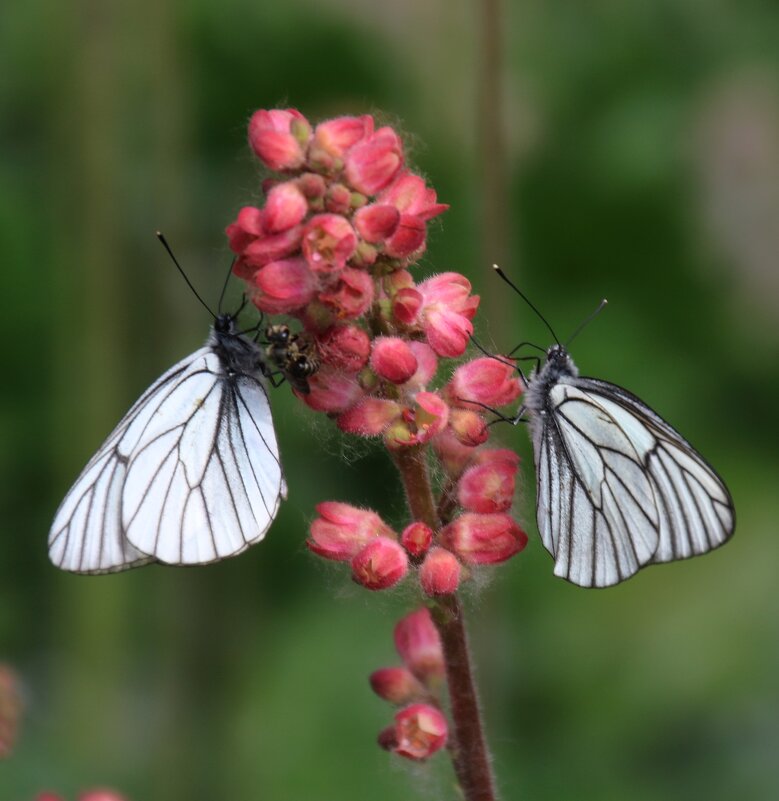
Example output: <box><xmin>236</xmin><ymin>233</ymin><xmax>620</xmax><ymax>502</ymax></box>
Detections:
<box><xmin>372</xmin><ymin>608</ymin><xmax>448</xmax><ymax>760</ymax></box>
<box><xmin>228</xmin><ymin>108</ymin><xmax>529</xmax><ymax>764</ymax></box>
<box><xmin>306</xmin><ymin>357</ymin><xmax>527</xmax><ymax>597</ymax></box>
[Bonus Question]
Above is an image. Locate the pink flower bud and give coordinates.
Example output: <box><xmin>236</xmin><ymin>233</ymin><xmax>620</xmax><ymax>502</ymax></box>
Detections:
<box><xmin>418</xmin><ymin>273</ymin><xmax>480</xmax><ymax>358</ymax></box>
<box><xmin>369</xmin><ymin>667</ymin><xmax>425</xmax><ymax>704</ymax></box>
<box><xmin>308</xmin><ymin>502</ymin><xmax>396</xmax><ymax>561</ymax></box>
<box><xmin>448</xmin><ymin>408</ymin><xmax>489</xmax><ymax>446</ymax></box>
<box><xmin>226</xmin><ymin>205</ymin><xmax>264</xmax><ymax>253</ymax></box>
<box><xmin>457</xmin><ymin>450</ymin><xmax>520</xmax><ymax>513</ymax></box>
<box><xmin>352</xmin><ymin>537</ymin><xmax>409</xmax><ymax>590</ymax></box>
<box><xmin>243</xmin><ymin>225</ymin><xmax>304</xmax><ymax>268</ymax></box>
<box><xmin>319</xmin><ymin>266</ymin><xmax>374</xmax><ymax>319</ymax></box>
<box><xmin>324</xmin><ymin>183</ymin><xmax>353</xmax><ymax>215</ymax></box>
<box><xmin>344</xmin><ymin>127</ymin><xmax>403</xmax><ymax>195</ymax></box>
<box><xmin>412</xmin><ymin>392</ymin><xmax>449</xmax><ymax>441</ymax></box>
<box><xmin>263</xmin><ymin>181</ymin><xmax>308</xmax><ymax>233</ymax></box>
<box><xmin>337</xmin><ymin>398</ymin><xmax>402</xmax><ymax>436</ymax></box>
<box><xmin>380</xmin><ymin>171</ymin><xmax>449</xmax><ymax>221</ymax></box>
<box><xmin>251</xmin><ymin>257</ymin><xmax>317</xmax><ymax>314</ymax></box>
<box><xmin>385</xmin><ymin>393</ymin><xmax>449</xmax><ymax>449</ymax></box>
<box><xmin>248</xmin><ymin>108</ymin><xmax>310</xmax><ymax>171</ymax></box>
<box><xmin>401</xmin><ymin>521</ymin><xmax>433</xmax><ymax>558</ymax></box>
<box><xmin>392</xmin><ymin>703</ymin><xmax>448</xmax><ymax>760</ymax></box>
<box><xmin>392</xmin><ymin>287</ymin><xmax>424</xmax><ymax>325</ymax></box>
<box><xmin>419</xmin><ymin>547</ymin><xmax>462</xmax><ymax>596</ymax></box>
<box><xmin>301</xmin><ymin>367</ymin><xmax>364</xmax><ymax>413</ymax></box>
<box><xmin>384</xmin><ymin>214</ymin><xmax>426</xmax><ymax>259</ymax></box>
<box><xmin>432</xmin><ymin>427</ymin><xmax>479</xmax><ymax>477</ymax></box>
<box><xmin>297</xmin><ymin>172</ymin><xmax>327</xmax><ymax>199</ymax></box>
<box><xmin>441</xmin><ymin>513</ymin><xmax>528</xmax><ymax>565</ymax></box>
<box><xmin>317</xmin><ymin>324</ymin><xmax>371</xmax><ymax>372</ymax></box>
<box><xmin>354</xmin><ymin>204</ymin><xmax>400</xmax><ymax>243</ymax></box>
<box><xmin>394</xmin><ymin>608</ymin><xmax>444</xmax><ymax>682</ymax></box>
<box><xmin>447</xmin><ymin>357</ymin><xmax>522</xmax><ymax>409</ymax></box>
<box><xmin>403</xmin><ymin>342</ymin><xmax>438</xmax><ymax>390</ymax></box>
<box><xmin>370</xmin><ymin>337</ymin><xmax>418</xmax><ymax>384</ymax></box>
<box><xmin>302</xmin><ymin>213</ymin><xmax>358</xmax><ymax>273</ymax></box>
<box><xmin>310</xmin><ymin>115</ymin><xmax>374</xmax><ymax>167</ymax></box>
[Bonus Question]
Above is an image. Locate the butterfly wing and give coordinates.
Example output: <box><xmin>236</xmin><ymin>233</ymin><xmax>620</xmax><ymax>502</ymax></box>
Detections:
<box><xmin>575</xmin><ymin>378</ymin><xmax>735</xmax><ymax>565</ymax></box>
<box><xmin>121</xmin><ymin>350</ymin><xmax>285</xmax><ymax>565</ymax></box>
<box><xmin>532</xmin><ymin>382</ymin><xmax>661</xmax><ymax>587</ymax></box>
<box><xmin>48</xmin><ymin>350</ymin><xmax>208</xmax><ymax>573</ymax></box>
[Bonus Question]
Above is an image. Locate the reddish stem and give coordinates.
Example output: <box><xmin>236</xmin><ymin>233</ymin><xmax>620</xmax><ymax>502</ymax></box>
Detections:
<box><xmin>391</xmin><ymin>446</ymin><xmax>497</xmax><ymax>801</ymax></box>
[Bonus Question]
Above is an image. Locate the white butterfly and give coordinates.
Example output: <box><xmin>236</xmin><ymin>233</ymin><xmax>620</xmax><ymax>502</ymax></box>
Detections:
<box><xmin>521</xmin><ymin>344</ymin><xmax>735</xmax><ymax>587</ymax></box>
<box><xmin>49</xmin><ymin>313</ymin><xmax>287</xmax><ymax>574</ymax></box>
<box><xmin>492</xmin><ymin>267</ymin><xmax>735</xmax><ymax>588</ymax></box>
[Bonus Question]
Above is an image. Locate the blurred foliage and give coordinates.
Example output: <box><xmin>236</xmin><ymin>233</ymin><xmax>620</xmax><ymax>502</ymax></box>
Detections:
<box><xmin>1</xmin><ymin>0</ymin><xmax>778</xmax><ymax>799</ymax></box>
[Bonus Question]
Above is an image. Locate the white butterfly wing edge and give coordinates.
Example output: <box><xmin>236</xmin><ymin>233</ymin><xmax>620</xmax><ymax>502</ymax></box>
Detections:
<box><xmin>49</xmin><ymin>348</ymin><xmax>286</xmax><ymax>574</ymax></box>
<box><xmin>533</xmin><ymin>377</ymin><xmax>735</xmax><ymax>588</ymax></box>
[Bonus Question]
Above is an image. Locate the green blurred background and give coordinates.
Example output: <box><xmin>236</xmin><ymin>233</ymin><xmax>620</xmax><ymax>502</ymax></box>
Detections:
<box><xmin>2</xmin><ymin>1</ymin><xmax>778</xmax><ymax>799</ymax></box>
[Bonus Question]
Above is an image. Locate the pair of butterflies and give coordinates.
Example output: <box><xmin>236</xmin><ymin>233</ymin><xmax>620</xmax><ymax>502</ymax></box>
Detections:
<box><xmin>49</xmin><ymin>277</ymin><xmax>735</xmax><ymax>587</ymax></box>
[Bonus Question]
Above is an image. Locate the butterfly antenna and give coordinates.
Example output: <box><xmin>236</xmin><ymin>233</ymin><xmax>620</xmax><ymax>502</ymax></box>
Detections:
<box><xmin>492</xmin><ymin>264</ymin><xmax>560</xmax><ymax>344</ymax></box>
<box><xmin>564</xmin><ymin>298</ymin><xmax>608</xmax><ymax>348</ymax></box>
<box><xmin>217</xmin><ymin>256</ymin><xmax>236</xmax><ymax>315</ymax></box>
<box><xmin>156</xmin><ymin>232</ymin><xmax>216</xmax><ymax>319</ymax></box>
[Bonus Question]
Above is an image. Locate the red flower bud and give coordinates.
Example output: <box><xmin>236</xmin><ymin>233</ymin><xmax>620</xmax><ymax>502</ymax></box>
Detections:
<box><xmin>419</xmin><ymin>547</ymin><xmax>462</xmax><ymax>596</ymax></box>
<box><xmin>370</xmin><ymin>337</ymin><xmax>418</xmax><ymax>384</ymax></box>
<box><xmin>379</xmin><ymin>171</ymin><xmax>449</xmax><ymax>221</ymax></box>
<box><xmin>250</xmin><ymin>257</ymin><xmax>317</xmax><ymax>314</ymax></box>
<box><xmin>319</xmin><ymin>267</ymin><xmax>374</xmax><ymax>319</ymax></box>
<box><xmin>392</xmin><ymin>287</ymin><xmax>424</xmax><ymax>325</ymax></box>
<box><xmin>384</xmin><ymin>214</ymin><xmax>426</xmax><ymax>259</ymax></box>
<box><xmin>310</xmin><ymin>115</ymin><xmax>374</xmax><ymax>168</ymax></box>
<box><xmin>448</xmin><ymin>408</ymin><xmax>489</xmax><ymax>446</ymax></box>
<box><xmin>301</xmin><ymin>367</ymin><xmax>364</xmax><ymax>413</ymax></box>
<box><xmin>401</xmin><ymin>521</ymin><xmax>433</xmax><ymax>558</ymax></box>
<box><xmin>447</xmin><ymin>357</ymin><xmax>522</xmax><ymax>410</ymax></box>
<box><xmin>337</xmin><ymin>398</ymin><xmax>402</xmax><ymax>436</ymax></box>
<box><xmin>243</xmin><ymin>225</ymin><xmax>304</xmax><ymax>268</ymax></box>
<box><xmin>297</xmin><ymin>172</ymin><xmax>327</xmax><ymax>200</ymax></box>
<box><xmin>392</xmin><ymin>703</ymin><xmax>448</xmax><ymax>760</ymax></box>
<box><xmin>317</xmin><ymin>324</ymin><xmax>371</xmax><ymax>372</ymax></box>
<box><xmin>308</xmin><ymin>502</ymin><xmax>396</xmax><ymax>561</ymax></box>
<box><xmin>369</xmin><ymin>667</ymin><xmax>425</xmax><ymax>704</ymax></box>
<box><xmin>324</xmin><ymin>183</ymin><xmax>353</xmax><ymax>215</ymax></box>
<box><xmin>441</xmin><ymin>513</ymin><xmax>528</xmax><ymax>565</ymax></box>
<box><xmin>302</xmin><ymin>213</ymin><xmax>358</xmax><ymax>273</ymax></box>
<box><xmin>418</xmin><ymin>273</ymin><xmax>480</xmax><ymax>358</ymax></box>
<box><xmin>263</xmin><ymin>181</ymin><xmax>308</xmax><ymax>233</ymax></box>
<box><xmin>457</xmin><ymin>450</ymin><xmax>520</xmax><ymax>513</ymax></box>
<box><xmin>352</xmin><ymin>537</ymin><xmax>409</xmax><ymax>590</ymax></box>
<box><xmin>354</xmin><ymin>203</ymin><xmax>401</xmax><ymax>243</ymax></box>
<box><xmin>403</xmin><ymin>342</ymin><xmax>438</xmax><ymax>390</ymax></box>
<box><xmin>248</xmin><ymin>108</ymin><xmax>310</xmax><ymax>171</ymax></box>
<box><xmin>344</xmin><ymin>127</ymin><xmax>403</xmax><ymax>195</ymax></box>
<box><xmin>394</xmin><ymin>608</ymin><xmax>444</xmax><ymax>682</ymax></box>
<box><xmin>226</xmin><ymin>205</ymin><xmax>264</xmax><ymax>253</ymax></box>
<box><xmin>385</xmin><ymin>393</ymin><xmax>449</xmax><ymax>448</ymax></box>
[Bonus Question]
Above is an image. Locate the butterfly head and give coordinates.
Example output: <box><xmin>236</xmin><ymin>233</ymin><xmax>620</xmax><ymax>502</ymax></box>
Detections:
<box><xmin>214</xmin><ymin>313</ymin><xmax>238</xmax><ymax>336</ymax></box>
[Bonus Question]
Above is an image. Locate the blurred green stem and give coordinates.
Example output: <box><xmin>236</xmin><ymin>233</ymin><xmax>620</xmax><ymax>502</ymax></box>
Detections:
<box><xmin>391</xmin><ymin>447</ymin><xmax>497</xmax><ymax>801</ymax></box>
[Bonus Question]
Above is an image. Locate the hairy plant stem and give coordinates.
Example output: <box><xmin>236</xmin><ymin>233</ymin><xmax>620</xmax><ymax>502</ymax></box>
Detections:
<box><xmin>391</xmin><ymin>446</ymin><xmax>497</xmax><ymax>801</ymax></box>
